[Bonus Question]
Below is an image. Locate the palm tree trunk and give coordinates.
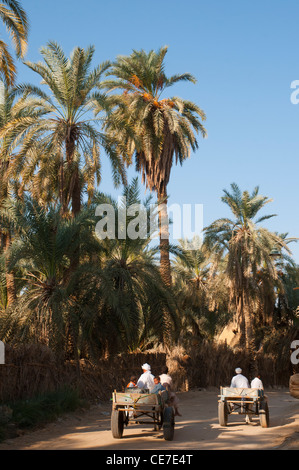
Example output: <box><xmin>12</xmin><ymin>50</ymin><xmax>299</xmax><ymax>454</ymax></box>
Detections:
<box><xmin>65</xmin><ymin>137</ymin><xmax>81</xmax><ymax>217</ymax></box>
<box><xmin>59</xmin><ymin>152</ymin><xmax>68</xmax><ymax>215</ymax></box>
<box><xmin>158</xmin><ymin>189</ymin><xmax>172</xmax><ymax>287</ymax></box>
<box><xmin>4</xmin><ymin>232</ymin><xmax>16</xmax><ymax>306</ymax></box>
<box><xmin>65</xmin><ymin>139</ymin><xmax>80</xmax><ymax>271</ymax></box>
<box><xmin>71</xmin><ymin>165</ymin><xmax>81</xmax><ymax>217</ymax></box>
<box><xmin>243</xmin><ymin>296</ymin><xmax>257</xmax><ymax>377</ymax></box>
<box><xmin>157</xmin><ymin>189</ymin><xmax>172</xmax><ymax>345</ymax></box>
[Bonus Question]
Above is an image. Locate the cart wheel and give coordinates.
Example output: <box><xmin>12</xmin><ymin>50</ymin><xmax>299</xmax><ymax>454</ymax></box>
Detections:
<box><xmin>163</xmin><ymin>406</ymin><xmax>175</xmax><ymax>440</ymax></box>
<box><xmin>218</xmin><ymin>401</ymin><xmax>228</xmax><ymax>426</ymax></box>
<box><xmin>259</xmin><ymin>402</ymin><xmax>269</xmax><ymax>428</ymax></box>
<box><xmin>111</xmin><ymin>409</ymin><xmax>125</xmax><ymax>438</ymax></box>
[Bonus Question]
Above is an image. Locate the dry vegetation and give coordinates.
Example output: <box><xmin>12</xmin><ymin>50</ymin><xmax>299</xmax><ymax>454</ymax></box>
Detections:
<box><xmin>1</xmin><ymin>335</ymin><xmax>298</xmax><ymax>406</ymax></box>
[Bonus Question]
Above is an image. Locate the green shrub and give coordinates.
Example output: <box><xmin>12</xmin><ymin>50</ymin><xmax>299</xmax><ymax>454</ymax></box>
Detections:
<box><xmin>9</xmin><ymin>387</ymin><xmax>86</xmax><ymax>429</ymax></box>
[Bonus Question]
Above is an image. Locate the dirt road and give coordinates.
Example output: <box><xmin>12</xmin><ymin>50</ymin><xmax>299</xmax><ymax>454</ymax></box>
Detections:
<box><xmin>0</xmin><ymin>388</ymin><xmax>298</xmax><ymax>450</ymax></box>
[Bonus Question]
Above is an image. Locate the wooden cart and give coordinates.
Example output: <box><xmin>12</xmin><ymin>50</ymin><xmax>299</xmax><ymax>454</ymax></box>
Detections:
<box><xmin>218</xmin><ymin>387</ymin><xmax>269</xmax><ymax>427</ymax></box>
<box><xmin>111</xmin><ymin>388</ymin><xmax>175</xmax><ymax>440</ymax></box>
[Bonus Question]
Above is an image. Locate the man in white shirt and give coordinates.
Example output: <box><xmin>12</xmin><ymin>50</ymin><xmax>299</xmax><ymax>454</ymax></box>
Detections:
<box><xmin>230</xmin><ymin>367</ymin><xmax>251</xmax><ymax>423</ymax></box>
<box><xmin>251</xmin><ymin>374</ymin><xmax>264</xmax><ymax>390</ymax></box>
<box><xmin>137</xmin><ymin>363</ymin><xmax>155</xmax><ymax>391</ymax></box>
<box><xmin>230</xmin><ymin>367</ymin><xmax>249</xmax><ymax>388</ymax></box>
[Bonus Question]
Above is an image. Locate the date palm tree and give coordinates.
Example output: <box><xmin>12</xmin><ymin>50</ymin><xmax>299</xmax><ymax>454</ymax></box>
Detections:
<box><xmin>0</xmin><ymin>181</ymin><xmax>179</xmax><ymax>358</ymax></box>
<box><xmin>0</xmin><ymin>80</ymin><xmax>44</xmax><ymax>305</ymax></box>
<box><xmin>99</xmin><ymin>46</ymin><xmax>207</xmax><ymax>286</ymax></box>
<box><xmin>204</xmin><ymin>183</ymin><xmax>291</xmax><ymax>362</ymax></box>
<box><xmin>90</xmin><ymin>178</ymin><xmax>179</xmax><ymax>350</ymax></box>
<box><xmin>0</xmin><ymin>0</ymin><xmax>28</xmax><ymax>87</ymax></box>
<box><xmin>0</xmin><ymin>196</ymin><xmax>100</xmax><ymax>361</ymax></box>
<box><xmin>0</xmin><ymin>42</ymin><xmax>126</xmax><ymax>217</ymax></box>
<box><xmin>172</xmin><ymin>237</ymin><xmax>230</xmax><ymax>342</ymax></box>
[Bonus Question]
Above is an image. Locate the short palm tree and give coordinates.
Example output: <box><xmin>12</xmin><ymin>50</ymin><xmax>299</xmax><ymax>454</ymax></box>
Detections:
<box><xmin>204</xmin><ymin>183</ymin><xmax>290</xmax><ymax>359</ymax></box>
<box><xmin>0</xmin><ymin>42</ymin><xmax>126</xmax><ymax>216</ymax></box>
<box><xmin>0</xmin><ymin>0</ymin><xmax>28</xmax><ymax>86</ymax></box>
<box><xmin>100</xmin><ymin>46</ymin><xmax>207</xmax><ymax>286</ymax></box>
<box><xmin>173</xmin><ymin>237</ymin><xmax>229</xmax><ymax>341</ymax></box>
<box><xmin>0</xmin><ymin>181</ymin><xmax>179</xmax><ymax>359</ymax></box>
<box><xmin>0</xmin><ymin>196</ymin><xmax>99</xmax><ymax>359</ymax></box>
<box><xmin>266</xmin><ymin>232</ymin><xmax>298</xmax><ymax>325</ymax></box>
<box><xmin>91</xmin><ymin>178</ymin><xmax>179</xmax><ymax>350</ymax></box>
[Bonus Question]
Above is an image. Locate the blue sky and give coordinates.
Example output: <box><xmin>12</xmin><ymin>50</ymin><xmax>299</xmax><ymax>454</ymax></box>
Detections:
<box><xmin>14</xmin><ymin>0</ymin><xmax>299</xmax><ymax>261</ymax></box>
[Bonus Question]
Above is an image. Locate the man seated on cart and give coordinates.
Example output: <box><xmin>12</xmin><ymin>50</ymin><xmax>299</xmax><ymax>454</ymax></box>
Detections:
<box><xmin>251</xmin><ymin>373</ymin><xmax>264</xmax><ymax>392</ymax></box>
<box><xmin>230</xmin><ymin>367</ymin><xmax>251</xmax><ymax>423</ymax></box>
<box><xmin>137</xmin><ymin>363</ymin><xmax>155</xmax><ymax>392</ymax></box>
<box><xmin>230</xmin><ymin>367</ymin><xmax>249</xmax><ymax>388</ymax></box>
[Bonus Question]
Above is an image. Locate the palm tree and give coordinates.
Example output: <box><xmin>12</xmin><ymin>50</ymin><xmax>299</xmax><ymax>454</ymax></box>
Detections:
<box><xmin>0</xmin><ymin>0</ymin><xmax>28</xmax><ymax>87</ymax></box>
<box><xmin>204</xmin><ymin>183</ymin><xmax>290</xmax><ymax>362</ymax></box>
<box><xmin>0</xmin><ymin>42</ymin><xmax>126</xmax><ymax>217</ymax></box>
<box><xmin>0</xmin><ymin>180</ymin><xmax>179</xmax><ymax>359</ymax></box>
<box><xmin>267</xmin><ymin>233</ymin><xmax>298</xmax><ymax>325</ymax></box>
<box><xmin>172</xmin><ymin>237</ymin><xmax>230</xmax><ymax>342</ymax></box>
<box><xmin>100</xmin><ymin>46</ymin><xmax>207</xmax><ymax>286</ymax></box>
<box><xmin>0</xmin><ymin>80</ymin><xmax>43</xmax><ymax>305</ymax></box>
<box><xmin>0</xmin><ymin>81</ymin><xmax>17</xmax><ymax>305</ymax></box>
<box><xmin>0</xmin><ymin>196</ymin><xmax>99</xmax><ymax>360</ymax></box>
<box><xmin>279</xmin><ymin>263</ymin><xmax>299</xmax><ymax>322</ymax></box>
<box><xmin>90</xmin><ymin>179</ymin><xmax>179</xmax><ymax>350</ymax></box>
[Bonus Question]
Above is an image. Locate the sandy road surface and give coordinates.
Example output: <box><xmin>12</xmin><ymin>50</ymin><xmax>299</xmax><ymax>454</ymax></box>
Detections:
<box><xmin>0</xmin><ymin>388</ymin><xmax>298</xmax><ymax>451</ymax></box>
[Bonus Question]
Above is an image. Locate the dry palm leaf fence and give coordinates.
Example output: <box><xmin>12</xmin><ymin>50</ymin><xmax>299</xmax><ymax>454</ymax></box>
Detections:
<box><xmin>0</xmin><ymin>339</ymin><xmax>298</xmax><ymax>404</ymax></box>
<box><xmin>179</xmin><ymin>341</ymin><xmax>296</xmax><ymax>390</ymax></box>
<box><xmin>0</xmin><ymin>344</ymin><xmax>167</xmax><ymax>403</ymax></box>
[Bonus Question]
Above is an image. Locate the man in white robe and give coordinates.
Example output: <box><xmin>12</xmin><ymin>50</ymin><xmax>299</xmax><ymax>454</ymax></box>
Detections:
<box><xmin>137</xmin><ymin>363</ymin><xmax>155</xmax><ymax>391</ymax></box>
<box><xmin>230</xmin><ymin>367</ymin><xmax>249</xmax><ymax>388</ymax></box>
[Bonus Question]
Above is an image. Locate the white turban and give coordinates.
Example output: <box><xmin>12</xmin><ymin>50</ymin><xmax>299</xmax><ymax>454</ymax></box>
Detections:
<box><xmin>235</xmin><ymin>367</ymin><xmax>242</xmax><ymax>374</ymax></box>
<box><xmin>142</xmin><ymin>363</ymin><xmax>151</xmax><ymax>371</ymax></box>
